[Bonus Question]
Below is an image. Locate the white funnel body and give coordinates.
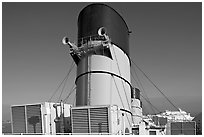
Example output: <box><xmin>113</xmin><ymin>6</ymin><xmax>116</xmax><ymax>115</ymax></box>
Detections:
<box><xmin>76</xmin><ymin>43</ymin><xmax>132</xmax><ymax>133</ymax></box>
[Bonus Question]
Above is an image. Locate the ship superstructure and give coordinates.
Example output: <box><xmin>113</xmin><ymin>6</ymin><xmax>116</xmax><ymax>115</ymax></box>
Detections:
<box><xmin>9</xmin><ymin>3</ymin><xmax>196</xmax><ymax>135</ymax></box>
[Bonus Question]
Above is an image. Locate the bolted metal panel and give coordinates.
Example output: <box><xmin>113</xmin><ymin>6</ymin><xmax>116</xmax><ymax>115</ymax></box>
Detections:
<box><xmin>11</xmin><ymin>106</ymin><xmax>26</xmax><ymax>133</ymax></box>
<box><xmin>78</xmin><ymin>3</ymin><xmax>129</xmax><ymax>56</ymax></box>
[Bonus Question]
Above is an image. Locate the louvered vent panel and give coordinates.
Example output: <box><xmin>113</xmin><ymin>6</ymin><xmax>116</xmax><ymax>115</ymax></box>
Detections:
<box><xmin>72</xmin><ymin>109</ymin><xmax>89</xmax><ymax>133</ymax></box>
<box><xmin>171</xmin><ymin>122</ymin><xmax>196</xmax><ymax>135</ymax></box>
<box><xmin>12</xmin><ymin>106</ymin><xmax>26</xmax><ymax>133</ymax></box>
<box><xmin>71</xmin><ymin>107</ymin><xmax>109</xmax><ymax>133</ymax></box>
<box><xmin>90</xmin><ymin>107</ymin><xmax>109</xmax><ymax>133</ymax></box>
<box><xmin>26</xmin><ymin>104</ymin><xmax>42</xmax><ymax>133</ymax></box>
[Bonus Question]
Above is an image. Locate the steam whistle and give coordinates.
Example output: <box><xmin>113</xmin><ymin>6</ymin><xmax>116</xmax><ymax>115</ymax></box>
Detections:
<box><xmin>61</xmin><ymin>27</ymin><xmax>111</xmax><ymax>65</ymax></box>
<box><xmin>98</xmin><ymin>27</ymin><xmax>110</xmax><ymax>41</ymax></box>
<box><xmin>62</xmin><ymin>36</ymin><xmax>78</xmax><ymax>50</ymax></box>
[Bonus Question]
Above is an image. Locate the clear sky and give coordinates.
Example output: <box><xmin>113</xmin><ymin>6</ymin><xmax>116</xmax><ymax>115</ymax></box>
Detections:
<box><xmin>2</xmin><ymin>2</ymin><xmax>202</xmax><ymax>121</ymax></box>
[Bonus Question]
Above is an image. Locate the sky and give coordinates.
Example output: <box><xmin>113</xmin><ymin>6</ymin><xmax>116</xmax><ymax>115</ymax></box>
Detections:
<box><xmin>2</xmin><ymin>2</ymin><xmax>202</xmax><ymax>121</ymax></box>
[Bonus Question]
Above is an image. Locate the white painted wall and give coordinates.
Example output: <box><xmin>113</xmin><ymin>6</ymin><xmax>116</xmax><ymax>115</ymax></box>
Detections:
<box><xmin>86</xmin><ymin>44</ymin><xmax>132</xmax><ymax>133</ymax></box>
<box><xmin>132</xmin><ymin>98</ymin><xmax>142</xmax><ymax>125</ymax></box>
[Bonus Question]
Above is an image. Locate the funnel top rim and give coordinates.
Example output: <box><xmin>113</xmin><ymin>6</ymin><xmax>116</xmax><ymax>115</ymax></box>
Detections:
<box><xmin>78</xmin><ymin>3</ymin><xmax>129</xmax><ymax>31</ymax></box>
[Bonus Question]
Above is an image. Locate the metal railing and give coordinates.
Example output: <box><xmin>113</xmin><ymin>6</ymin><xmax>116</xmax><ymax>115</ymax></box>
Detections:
<box><xmin>78</xmin><ymin>35</ymin><xmax>106</xmax><ymax>47</ymax></box>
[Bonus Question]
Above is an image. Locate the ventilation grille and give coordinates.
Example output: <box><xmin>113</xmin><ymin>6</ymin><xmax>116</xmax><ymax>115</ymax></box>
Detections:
<box><xmin>171</xmin><ymin>122</ymin><xmax>196</xmax><ymax>135</ymax></box>
<box><xmin>71</xmin><ymin>107</ymin><xmax>109</xmax><ymax>133</ymax></box>
<box><xmin>90</xmin><ymin>107</ymin><xmax>109</xmax><ymax>133</ymax></box>
<box><xmin>26</xmin><ymin>104</ymin><xmax>42</xmax><ymax>133</ymax></box>
<box><xmin>72</xmin><ymin>109</ymin><xmax>89</xmax><ymax>133</ymax></box>
<box><xmin>12</xmin><ymin>106</ymin><xmax>26</xmax><ymax>133</ymax></box>
<box><xmin>11</xmin><ymin>104</ymin><xmax>43</xmax><ymax>133</ymax></box>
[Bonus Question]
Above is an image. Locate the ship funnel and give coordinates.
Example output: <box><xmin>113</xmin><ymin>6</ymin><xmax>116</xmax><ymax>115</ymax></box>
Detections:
<box><xmin>75</xmin><ymin>3</ymin><xmax>132</xmax><ymax>133</ymax></box>
<box><xmin>98</xmin><ymin>27</ymin><xmax>107</xmax><ymax>36</ymax></box>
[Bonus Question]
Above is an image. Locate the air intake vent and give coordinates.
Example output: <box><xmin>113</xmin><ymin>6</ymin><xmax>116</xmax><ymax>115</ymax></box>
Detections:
<box><xmin>170</xmin><ymin>122</ymin><xmax>196</xmax><ymax>135</ymax></box>
<box><xmin>11</xmin><ymin>102</ymin><xmax>71</xmax><ymax>134</ymax></box>
<box><xmin>71</xmin><ymin>106</ymin><xmax>109</xmax><ymax>133</ymax></box>
<box><xmin>11</xmin><ymin>104</ymin><xmax>43</xmax><ymax>134</ymax></box>
<box><xmin>90</xmin><ymin>107</ymin><xmax>109</xmax><ymax>133</ymax></box>
<box><xmin>26</xmin><ymin>104</ymin><xmax>42</xmax><ymax>133</ymax></box>
<box><xmin>11</xmin><ymin>106</ymin><xmax>26</xmax><ymax>133</ymax></box>
<box><xmin>72</xmin><ymin>109</ymin><xmax>89</xmax><ymax>133</ymax></box>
